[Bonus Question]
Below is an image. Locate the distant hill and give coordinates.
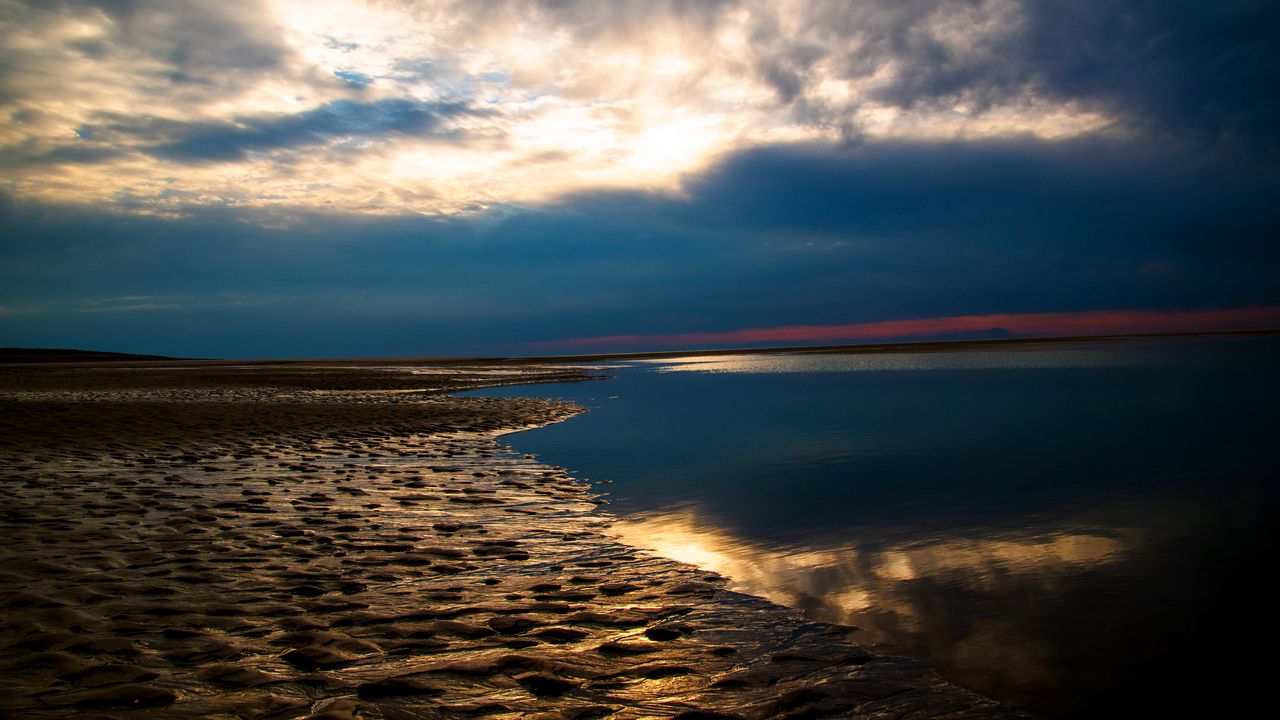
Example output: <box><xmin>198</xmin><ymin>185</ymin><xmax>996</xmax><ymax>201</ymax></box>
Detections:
<box><xmin>0</xmin><ymin>348</ymin><xmax>181</xmax><ymax>363</ymax></box>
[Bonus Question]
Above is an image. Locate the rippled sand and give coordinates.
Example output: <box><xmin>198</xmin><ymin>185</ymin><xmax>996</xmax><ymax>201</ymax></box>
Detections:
<box><xmin>0</xmin><ymin>361</ymin><xmax>1024</xmax><ymax>719</ymax></box>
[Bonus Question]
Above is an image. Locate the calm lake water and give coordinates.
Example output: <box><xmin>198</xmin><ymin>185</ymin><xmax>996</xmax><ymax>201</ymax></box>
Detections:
<box><xmin>461</xmin><ymin>336</ymin><xmax>1279</xmax><ymax>718</ymax></box>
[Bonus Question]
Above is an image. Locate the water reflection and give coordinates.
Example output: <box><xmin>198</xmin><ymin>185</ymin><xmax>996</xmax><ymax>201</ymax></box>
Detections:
<box><xmin>613</xmin><ymin>509</ymin><xmax>1128</xmax><ymax>599</ymax></box>
<box><xmin>612</xmin><ymin>507</ymin><xmax>1133</xmax><ymax>695</ymax></box>
<box><xmin>639</xmin><ymin>344</ymin><xmax>1149</xmax><ymax>373</ymax></box>
<box><xmin>610</xmin><ymin>500</ymin><xmax>1277</xmax><ymax>719</ymax></box>
<box><xmin>468</xmin><ymin>336</ymin><xmax>1279</xmax><ymax>718</ymax></box>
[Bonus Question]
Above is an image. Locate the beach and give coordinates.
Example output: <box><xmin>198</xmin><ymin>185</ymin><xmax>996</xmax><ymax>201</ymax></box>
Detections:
<box><xmin>0</xmin><ymin>359</ymin><xmax>1022</xmax><ymax>719</ymax></box>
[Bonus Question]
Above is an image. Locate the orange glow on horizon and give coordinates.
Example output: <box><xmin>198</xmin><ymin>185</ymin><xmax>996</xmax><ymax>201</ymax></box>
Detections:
<box><xmin>536</xmin><ymin>306</ymin><xmax>1280</xmax><ymax>350</ymax></box>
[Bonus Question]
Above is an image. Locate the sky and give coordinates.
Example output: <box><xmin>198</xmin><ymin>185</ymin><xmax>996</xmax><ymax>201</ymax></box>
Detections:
<box><xmin>2</xmin><ymin>0</ymin><xmax>1279</xmax><ymax>358</ymax></box>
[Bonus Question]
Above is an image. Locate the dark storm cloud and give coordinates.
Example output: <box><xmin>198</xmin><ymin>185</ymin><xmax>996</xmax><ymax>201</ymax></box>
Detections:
<box><xmin>771</xmin><ymin>1</ymin><xmax>1280</xmax><ymax>150</ymax></box>
<box><xmin>1014</xmin><ymin>1</ymin><xmax>1280</xmax><ymax>149</ymax></box>
<box><xmin>677</xmin><ymin>138</ymin><xmax>1279</xmax><ymax>255</ymax></box>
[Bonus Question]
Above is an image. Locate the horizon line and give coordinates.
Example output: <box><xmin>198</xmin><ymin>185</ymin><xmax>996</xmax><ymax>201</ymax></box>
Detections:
<box><xmin>5</xmin><ymin>324</ymin><xmax>1279</xmax><ymax>366</ymax></box>
<box><xmin>528</xmin><ymin>306</ymin><xmax>1280</xmax><ymax>352</ymax></box>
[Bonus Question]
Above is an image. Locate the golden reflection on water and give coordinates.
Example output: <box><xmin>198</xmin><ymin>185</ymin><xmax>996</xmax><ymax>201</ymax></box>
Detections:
<box><xmin>609</xmin><ymin>509</ymin><xmax>1137</xmax><ymax>693</ymax></box>
<box><xmin>612</xmin><ymin>510</ymin><xmax>1126</xmax><ymax>596</ymax></box>
<box><xmin>638</xmin><ymin>349</ymin><xmax>1137</xmax><ymax>374</ymax></box>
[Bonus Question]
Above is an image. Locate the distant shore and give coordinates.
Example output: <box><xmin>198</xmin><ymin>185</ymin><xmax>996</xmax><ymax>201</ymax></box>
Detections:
<box><xmin>514</xmin><ymin>326</ymin><xmax>1280</xmax><ymax>364</ymax></box>
<box><xmin>7</xmin><ymin>326</ymin><xmax>1273</xmax><ymax>368</ymax></box>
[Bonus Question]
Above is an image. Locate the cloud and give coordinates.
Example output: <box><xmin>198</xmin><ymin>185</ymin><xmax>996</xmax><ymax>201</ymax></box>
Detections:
<box><xmin>0</xmin><ymin>2</ymin><xmax>1248</xmax><ymax>216</ymax></box>
<box><xmin>0</xmin><ymin>0</ymin><xmax>1140</xmax><ymax>216</ymax></box>
<box><xmin>1014</xmin><ymin>1</ymin><xmax>1280</xmax><ymax>151</ymax></box>
<box><xmin>0</xmin><ymin>1</ymin><xmax>298</xmax><ymax>115</ymax></box>
<box><xmin>101</xmin><ymin>98</ymin><xmax>487</xmax><ymax>163</ymax></box>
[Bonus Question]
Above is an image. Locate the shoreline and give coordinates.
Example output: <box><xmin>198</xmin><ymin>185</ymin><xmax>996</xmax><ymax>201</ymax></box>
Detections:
<box><xmin>1</xmin><ymin>362</ymin><xmax>1024</xmax><ymax>718</ymax></box>
<box><xmin>6</xmin><ymin>327</ymin><xmax>1274</xmax><ymax>369</ymax></box>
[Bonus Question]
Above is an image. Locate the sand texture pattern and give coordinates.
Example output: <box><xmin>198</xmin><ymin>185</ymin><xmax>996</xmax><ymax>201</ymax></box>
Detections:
<box><xmin>0</xmin><ymin>361</ymin><xmax>1025</xmax><ymax>719</ymax></box>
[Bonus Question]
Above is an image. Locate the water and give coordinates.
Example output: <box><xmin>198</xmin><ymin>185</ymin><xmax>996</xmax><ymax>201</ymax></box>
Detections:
<box><xmin>461</xmin><ymin>336</ymin><xmax>1279</xmax><ymax>718</ymax></box>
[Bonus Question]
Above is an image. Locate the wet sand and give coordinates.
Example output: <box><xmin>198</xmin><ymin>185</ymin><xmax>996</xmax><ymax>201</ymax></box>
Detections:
<box><xmin>0</xmin><ymin>361</ymin><xmax>1024</xmax><ymax>719</ymax></box>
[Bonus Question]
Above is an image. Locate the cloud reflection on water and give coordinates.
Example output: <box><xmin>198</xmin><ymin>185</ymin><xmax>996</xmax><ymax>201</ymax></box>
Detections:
<box><xmin>610</xmin><ymin>507</ymin><xmax>1138</xmax><ymax>710</ymax></box>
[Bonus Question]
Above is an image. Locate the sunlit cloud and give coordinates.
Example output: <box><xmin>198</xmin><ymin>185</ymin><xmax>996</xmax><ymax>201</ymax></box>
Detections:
<box><xmin>0</xmin><ymin>0</ymin><xmax>1118</xmax><ymax>217</ymax></box>
<box><xmin>535</xmin><ymin>306</ymin><xmax>1280</xmax><ymax>351</ymax></box>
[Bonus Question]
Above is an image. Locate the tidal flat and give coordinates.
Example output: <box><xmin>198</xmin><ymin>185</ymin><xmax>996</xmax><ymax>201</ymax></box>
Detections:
<box><xmin>0</xmin><ymin>360</ymin><xmax>1019</xmax><ymax>719</ymax></box>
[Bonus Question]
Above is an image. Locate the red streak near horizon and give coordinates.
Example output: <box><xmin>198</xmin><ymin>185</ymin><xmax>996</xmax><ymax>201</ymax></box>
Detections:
<box><xmin>538</xmin><ymin>306</ymin><xmax>1280</xmax><ymax>350</ymax></box>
